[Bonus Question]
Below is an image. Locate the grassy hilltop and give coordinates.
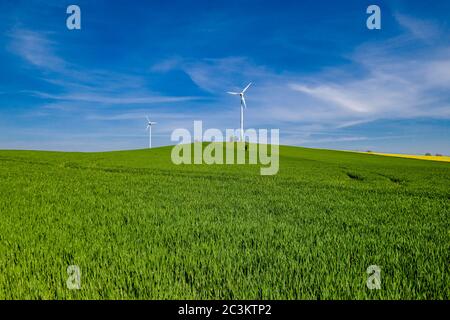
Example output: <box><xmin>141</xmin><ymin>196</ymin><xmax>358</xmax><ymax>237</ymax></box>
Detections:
<box><xmin>0</xmin><ymin>144</ymin><xmax>448</xmax><ymax>299</ymax></box>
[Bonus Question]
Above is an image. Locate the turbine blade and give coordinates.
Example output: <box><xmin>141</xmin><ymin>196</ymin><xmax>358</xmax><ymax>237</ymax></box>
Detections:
<box><xmin>241</xmin><ymin>96</ymin><xmax>247</xmax><ymax>109</ymax></box>
<box><xmin>146</xmin><ymin>115</ymin><xmax>150</xmax><ymax>122</ymax></box>
<box><xmin>227</xmin><ymin>91</ymin><xmax>240</xmax><ymax>95</ymax></box>
<box><xmin>242</xmin><ymin>82</ymin><xmax>252</xmax><ymax>93</ymax></box>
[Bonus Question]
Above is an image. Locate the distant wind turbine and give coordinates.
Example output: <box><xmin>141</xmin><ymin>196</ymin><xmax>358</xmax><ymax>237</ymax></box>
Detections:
<box><xmin>146</xmin><ymin>116</ymin><xmax>157</xmax><ymax>148</ymax></box>
<box><xmin>227</xmin><ymin>82</ymin><xmax>252</xmax><ymax>142</ymax></box>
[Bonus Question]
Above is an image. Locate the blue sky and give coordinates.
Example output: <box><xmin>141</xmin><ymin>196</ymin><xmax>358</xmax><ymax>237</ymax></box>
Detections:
<box><xmin>0</xmin><ymin>0</ymin><xmax>449</xmax><ymax>153</ymax></box>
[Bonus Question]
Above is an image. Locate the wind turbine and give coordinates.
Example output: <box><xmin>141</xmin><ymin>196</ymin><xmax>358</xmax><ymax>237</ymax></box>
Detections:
<box><xmin>146</xmin><ymin>116</ymin><xmax>157</xmax><ymax>148</ymax></box>
<box><xmin>227</xmin><ymin>83</ymin><xmax>252</xmax><ymax>142</ymax></box>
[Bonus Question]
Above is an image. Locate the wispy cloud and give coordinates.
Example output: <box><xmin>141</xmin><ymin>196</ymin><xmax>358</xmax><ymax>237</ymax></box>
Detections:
<box><xmin>30</xmin><ymin>91</ymin><xmax>203</xmax><ymax>105</ymax></box>
<box><xmin>290</xmin><ymin>84</ymin><xmax>371</xmax><ymax>113</ymax></box>
<box><xmin>8</xmin><ymin>29</ymin><xmax>66</xmax><ymax>72</ymax></box>
<box><xmin>394</xmin><ymin>14</ymin><xmax>440</xmax><ymax>41</ymax></box>
<box><xmin>290</xmin><ymin>43</ymin><xmax>450</xmax><ymax>125</ymax></box>
<box><xmin>87</xmin><ymin>111</ymin><xmax>197</xmax><ymax>121</ymax></box>
<box><xmin>8</xmin><ymin>28</ymin><xmax>204</xmax><ymax>108</ymax></box>
<box><xmin>152</xmin><ymin>56</ymin><xmax>270</xmax><ymax>93</ymax></box>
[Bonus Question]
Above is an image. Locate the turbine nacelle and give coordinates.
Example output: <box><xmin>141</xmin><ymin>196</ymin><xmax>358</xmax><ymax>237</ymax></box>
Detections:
<box><xmin>227</xmin><ymin>82</ymin><xmax>252</xmax><ymax>109</ymax></box>
<box><xmin>146</xmin><ymin>116</ymin><xmax>157</xmax><ymax>128</ymax></box>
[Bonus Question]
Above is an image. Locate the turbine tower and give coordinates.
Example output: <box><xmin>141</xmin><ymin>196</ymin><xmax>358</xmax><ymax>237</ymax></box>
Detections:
<box><xmin>146</xmin><ymin>116</ymin><xmax>157</xmax><ymax>148</ymax></box>
<box><xmin>227</xmin><ymin>83</ymin><xmax>252</xmax><ymax>142</ymax></box>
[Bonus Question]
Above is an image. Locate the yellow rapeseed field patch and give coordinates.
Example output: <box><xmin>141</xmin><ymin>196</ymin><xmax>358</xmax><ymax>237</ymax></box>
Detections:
<box><xmin>364</xmin><ymin>152</ymin><xmax>450</xmax><ymax>162</ymax></box>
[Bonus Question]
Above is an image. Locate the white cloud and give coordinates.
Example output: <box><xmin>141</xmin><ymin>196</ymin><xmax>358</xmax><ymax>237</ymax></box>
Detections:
<box><xmin>152</xmin><ymin>57</ymin><xmax>270</xmax><ymax>93</ymax></box>
<box><xmin>8</xmin><ymin>29</ymin><xmax>205</xmax><ymax>111</ymax></box>
<box><xmin>8</xmin><ymin>29</ymin><xmax>66</xmax><ymax>72</ymax></box>
<box><xmin>87</xmin><ymin>111</ymin><xmax>197</xmax><ymax>121</ymax></box>
<box><xmin>290</xmin><ymin>44</ymin><xmax>450</xmax><ymax>123</ymax></box>
<box><xmin>290</xmin><ymin>84</ymin><xmax>371</xmax><ymax>113</ymax></box>
<box><xmin>395</xmin><ymin>14</ymin><xmax>440</xmax><ymax>41</ymax></box>
<box><xmin>31</xmin><ymin>91</ymin><xmax>203</xmax><ymax>105</ymax></box>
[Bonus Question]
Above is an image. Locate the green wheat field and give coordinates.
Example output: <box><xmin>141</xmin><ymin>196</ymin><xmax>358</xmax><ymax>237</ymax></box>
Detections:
<box><xmin>0</xmin><ymin>144</ymin><xmax>448</xmax><ymax>299</ymax></box>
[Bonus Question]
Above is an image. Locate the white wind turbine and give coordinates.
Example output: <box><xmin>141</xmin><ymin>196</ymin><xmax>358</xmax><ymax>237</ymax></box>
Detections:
<box><xmin>227</xmin><ymin>82</ymin><xmax>252</xmax><ymax>142</ymax></box>
<box><xmin>146</xmin><ymin>116</ymin><xmax>157</xmax><ymax>148</ymax></box>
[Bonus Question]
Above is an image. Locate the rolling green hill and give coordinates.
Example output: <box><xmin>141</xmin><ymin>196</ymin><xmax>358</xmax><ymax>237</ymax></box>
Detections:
<box><xmin>0</xmin><ymin>144</ymin><xmax>448</xmax><ymax>299</ymax></box>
